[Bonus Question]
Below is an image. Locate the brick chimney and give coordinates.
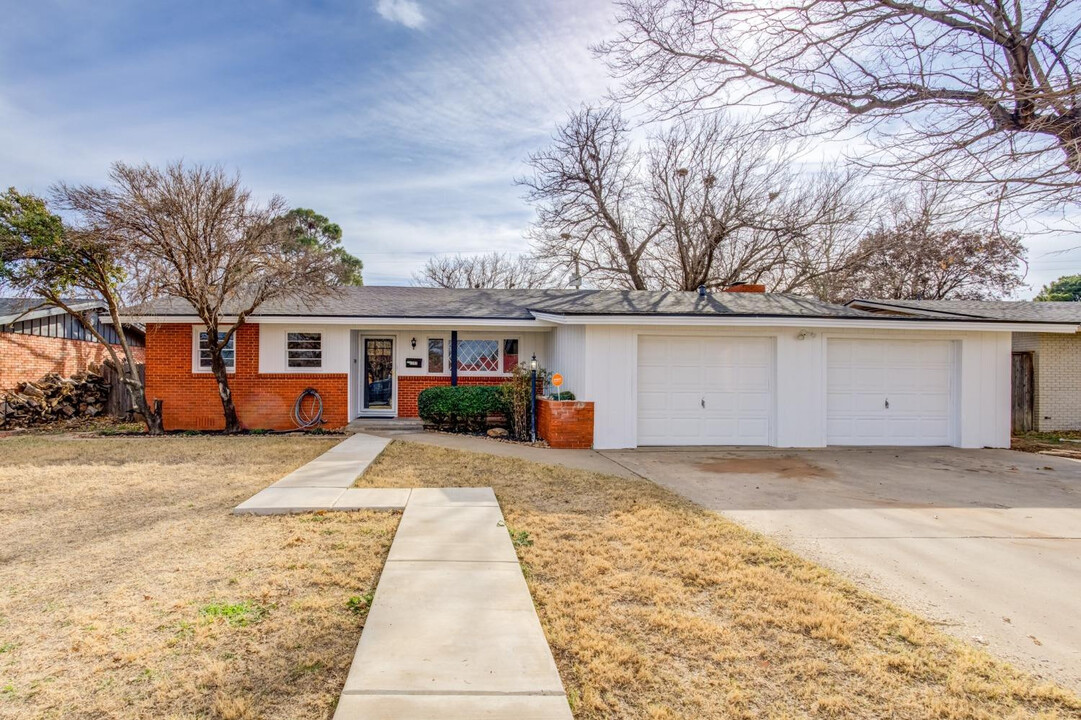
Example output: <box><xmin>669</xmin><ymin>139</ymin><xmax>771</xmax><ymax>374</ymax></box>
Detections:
<box><xmin>723</xmin><ymin>282</ymin><xmax>766</xmax><ymax>293</ymax></box>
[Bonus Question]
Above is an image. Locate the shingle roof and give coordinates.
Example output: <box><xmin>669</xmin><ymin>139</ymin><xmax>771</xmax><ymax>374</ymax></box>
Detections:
<box><xmin>130</xmin><ymin>286</ymin><xmax>875</xmax><ymax>320</ymax></box>
<box><xmin>0</xmin><ymin>297</ymin><xmax>101</xmax><ymax>324</ymax></box>
<box><xmin>848</xmin><ymin>298</ymin><xmax>1081</xmax><ymax>324</ymax></box>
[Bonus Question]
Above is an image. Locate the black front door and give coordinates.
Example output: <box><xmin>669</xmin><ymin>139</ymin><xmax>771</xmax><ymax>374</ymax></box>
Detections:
<box><xmin>363</xmin><ymin>338</ymin><xmax>394</xmax><ymax>411</ymax></box>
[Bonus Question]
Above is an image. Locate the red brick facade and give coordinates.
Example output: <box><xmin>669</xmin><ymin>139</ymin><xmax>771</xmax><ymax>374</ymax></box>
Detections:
<box><xmin>0</xmin><ymin>334</ymin><xmax>144</xmax><ymax>391</ymax></box>
<box><xmin>537</xmin><ymin>398</ymin><xmax>595</xmax><ymax>449</ymax></box>
<box><xmin>144</xmin><ymin>323</ymin><xmax>348</xmax><ymax>431</ymax></box>
<box><xmin>397</xmin><ymin>375</ymin><xmax>506</xmax><ymax>418</ymax></box>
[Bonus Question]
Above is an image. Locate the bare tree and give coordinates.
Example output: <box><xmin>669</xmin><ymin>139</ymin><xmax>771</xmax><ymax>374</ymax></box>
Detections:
<box><xmin>601</xmin><ymin>0</ymin><xmax>1081</xmax><ymax>211</ymax></box>
<box><xmin>521</xmin><ymin>106</ymin><xmax>661</xmax><ymax>290</ymax></box>
<box><xmin>59</xmin><ymin>162</ymin><xmax>359</xmax><ymax>433</ymax></box>
<box><xmin>522</xmin><ymin>106</ymin><xmax>871</xmax><ymax>294</ymax></box>
<box><xmin>413</xmin><ymin>252</ymin><xmax>550</xmax><ymax>288</ymax></box>
<box><xmin>837</xmin><ymin>188</ymin><xmax>1027</xmax><ymax>300</ymax></box>
<box><xmin>645</xmin><ymin>119</ymin><xmax>871</xmax><ymax>291</ymax></box>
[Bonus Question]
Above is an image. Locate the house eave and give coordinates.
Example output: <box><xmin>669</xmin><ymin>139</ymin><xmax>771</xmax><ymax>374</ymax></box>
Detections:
<box><xmin>128</xmin><ymin>315</ymin><xmax>556</xmax><ymax>329</ymax></box>
<box><xmin>0</xmin><ymin>301</ymin><xmax>104</xmax><ymax>327</ymax></box>
<box><xmin>528</xmin><ymin>311</ymin><xmax>1080</xmax><ymax>333</ymax></box>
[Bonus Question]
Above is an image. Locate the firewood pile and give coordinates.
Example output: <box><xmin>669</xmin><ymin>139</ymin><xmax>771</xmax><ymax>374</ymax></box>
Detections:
<box><xmin>0</xmin><ymin>364</ymin><xmax>111</xmax><ymax>428</ymax></box>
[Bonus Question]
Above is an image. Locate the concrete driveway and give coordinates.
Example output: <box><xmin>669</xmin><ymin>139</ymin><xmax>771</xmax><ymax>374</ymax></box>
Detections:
<box><xmin>603</xmin><ymin>446</ymin><xmax>1081</xmax><ymax>692</ymax></box>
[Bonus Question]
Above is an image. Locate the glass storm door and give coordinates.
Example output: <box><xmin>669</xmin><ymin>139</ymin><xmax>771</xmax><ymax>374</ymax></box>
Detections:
<box><xmin>363</xmin><ymin>338</ymin><xmax>394</xmax><ymax>411</ymax></box>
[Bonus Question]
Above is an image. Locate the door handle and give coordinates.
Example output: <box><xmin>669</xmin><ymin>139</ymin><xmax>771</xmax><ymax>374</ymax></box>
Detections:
<box><xmin>701</xmin><ymin>397</ymin><xmax>705</xmax><ymax>408</ymax></box>
<box><xmin>884</xmin><ymin>398</ymin><xmax>889</xmax><ymax>410</ymax></box>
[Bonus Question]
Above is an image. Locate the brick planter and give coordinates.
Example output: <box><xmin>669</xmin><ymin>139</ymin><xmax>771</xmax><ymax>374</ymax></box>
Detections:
<box><xmin>536</xmin><ymin>397</ymin><xmax>594</xmax><ymax>449</ymax></box>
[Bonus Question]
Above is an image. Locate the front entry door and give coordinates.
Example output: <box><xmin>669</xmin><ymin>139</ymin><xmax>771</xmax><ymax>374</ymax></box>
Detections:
<box><xmin>362</xmin><ymin>337</ymin><xmax>394</xmax><ymax>413</ymax></box>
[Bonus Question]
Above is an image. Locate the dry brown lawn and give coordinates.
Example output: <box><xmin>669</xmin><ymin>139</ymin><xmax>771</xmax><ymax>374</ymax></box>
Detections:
<box><xmin>361</xmin><ymin>441</ymin><xmax>1081</xmax><ymax>720</ymax></box>
<box><xmin>0</xmin><ymin>436</ymin><xmax>398</xmax><ymax>720</ymax></box>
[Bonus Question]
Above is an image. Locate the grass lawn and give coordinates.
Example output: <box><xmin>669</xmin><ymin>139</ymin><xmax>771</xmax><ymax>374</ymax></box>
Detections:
<box><xmin>361</xmin><ymin>441</ymin><xmax>1081</xmax><ymax>720</ymax></box>
<box><xmin>0</xmin><ymin>436</ymin><xmax>398</xmax><ymax>720</ymax></box>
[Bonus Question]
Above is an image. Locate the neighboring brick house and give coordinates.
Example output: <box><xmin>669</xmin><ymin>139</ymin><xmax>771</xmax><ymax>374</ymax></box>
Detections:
<box><xmin>127</xmin><ymin>286</ymin><xmax>1053</xmax><ymax>449</ymax></box>
<box><xmin>0</xmin><ymin>298</ymin><xmax>146</xmax><ymax>391</ymax></box>
<box><xmin>847</xmin><ymin>299</ymin><xmax>1081</xmax><ymax>433</ymax></box>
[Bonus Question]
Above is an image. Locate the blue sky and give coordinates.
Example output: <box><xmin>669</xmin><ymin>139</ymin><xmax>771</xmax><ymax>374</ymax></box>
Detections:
<box><xmin>1</xmin><ymin>0</ymin><xmax>1077</xmax><ymax>293</ymax></box>
<box><xmin>0</xmin><ymin>0</ymin><xmax>613</xmax><ymax>284</ymax></box>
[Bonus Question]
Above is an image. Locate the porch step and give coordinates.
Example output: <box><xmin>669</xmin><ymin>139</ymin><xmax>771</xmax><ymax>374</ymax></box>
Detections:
<box><xmin>347</xmin><ymin>417</ymin><xmax>425</xmax><ymax>433</ymax></box>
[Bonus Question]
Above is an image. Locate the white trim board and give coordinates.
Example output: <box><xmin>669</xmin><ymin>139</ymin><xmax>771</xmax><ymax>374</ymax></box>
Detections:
<box><xmin>529</xmin><ymin>312</ymin><xmax>1079</xmax><ymax>333</ymax></box>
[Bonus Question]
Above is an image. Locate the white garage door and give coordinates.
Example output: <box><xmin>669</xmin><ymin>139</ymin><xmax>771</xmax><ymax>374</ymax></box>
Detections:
<box><xmin>638</xmin><ymin>336</ymin><xmax>773</xmax><ymax>446</ymax></box>
<box><xmin>827</xmin><ymin>339</ymin><xmax>954</xmax><ymax>446</ymax></box>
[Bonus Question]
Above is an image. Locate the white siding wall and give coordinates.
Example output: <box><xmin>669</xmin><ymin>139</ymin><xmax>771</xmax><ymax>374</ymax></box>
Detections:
<box><xmin>577</xmin><ymin>323</ymin><xmax>1012</xmax><ymax>450</ymax></box>
<box><xmin>548</xmin><ymin>325</ymin><xmax>586</xmax><ymax>397</ymax></box>
<box><xmin>258</xmin><ymin>324</ymin><xmax>352</xmax><ymax>373</ymax></box>
<box><xmin>958</xmin><ymin>331</ymin><xmax>1012</xmax><ymax>448</ymax></box>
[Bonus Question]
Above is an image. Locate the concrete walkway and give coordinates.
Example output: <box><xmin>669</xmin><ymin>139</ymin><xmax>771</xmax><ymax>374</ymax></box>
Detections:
<box><xmin>234</xmin><ymin>433</ymin><xmax>408</xmax><ymax>514</ymax></box>
<box><xmin>334</xmin><ymin>486</ymin><xmax>571</xmax><ymax>719</ymax></box>
<box><xmin>233</xmin><ymin>434</ymin><xmax>573</xmax><ymax>719</ymax></box>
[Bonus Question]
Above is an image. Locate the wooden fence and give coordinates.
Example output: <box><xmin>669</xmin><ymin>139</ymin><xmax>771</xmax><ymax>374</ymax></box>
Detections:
<box><xmin>102</xmin><ymin>361</ymin><xmax>145</xmax><ymax>420</ymax></box>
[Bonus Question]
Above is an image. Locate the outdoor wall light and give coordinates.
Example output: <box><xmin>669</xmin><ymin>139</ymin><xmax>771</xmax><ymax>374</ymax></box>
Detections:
<box><xmin>411</xmin><ymin>337</ymin><xmax>417</xmax><ymax>349</ymax></box>
<box><xmin>795</xmin><ymin>329</ymin><xmax>817</xmax><ymax>341</ymax></box>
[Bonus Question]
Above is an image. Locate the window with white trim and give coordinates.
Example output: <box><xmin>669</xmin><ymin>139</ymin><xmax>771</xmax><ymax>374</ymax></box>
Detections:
<box><xmin>287</xmin><ymin>332</ymin><xmax>322</xmax><ymax>368</ymax></box>
<box><xmin>198</xmin><ymin>331</ymin><xmax>235</xmax><ymax>371</ymax></box>
<box><xmin>427</xmin><ymin>338</ymin><xmax>444</xmax><ymax>373</ymax></box>
<box><xmin>502</xmin><ymin>338</ymin><xmax>519</xmax><ymax>373</ymax></box>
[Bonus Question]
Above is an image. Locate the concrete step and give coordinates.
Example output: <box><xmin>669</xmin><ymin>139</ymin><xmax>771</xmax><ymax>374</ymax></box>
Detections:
<box><xmin>347</xmin><ymin>417</ymin><xmax>425</xmax><ymax>432</ymax></box>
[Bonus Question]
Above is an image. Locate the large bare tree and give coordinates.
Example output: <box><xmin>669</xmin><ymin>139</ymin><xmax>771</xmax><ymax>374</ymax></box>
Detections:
<box><xmin>521</xmin><ymin>106</ymin><xmax>660</xmax><ymax>290</ymax></box>
<box><xmin>601</xmin><ymin>0</ymin><xmax>1081</xmax><ymax>210</ymax></box>
<box><xmin>522</xmin><ymin>106</ymin><xmax>872</xmax><ymax>294</ymax></box>
<box><xmin>59</xmin><ymin>162</ymin><xmax>359</xmax><ymax>433</ymax></box>
<box><xmin>837</xmin><ymin>187</ymin><xmax>1027</xmax><ymax>300</ymax></box>
<box><xmin>413</xmin><ymin>251</ymin><xmax>550</xmax><ymax>288</ymax></box>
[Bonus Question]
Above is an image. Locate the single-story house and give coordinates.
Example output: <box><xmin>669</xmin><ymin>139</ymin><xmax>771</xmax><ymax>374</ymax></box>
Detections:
<box><xmin>847</xmin><ymin>299</ymin><xmax>1081</xmax><ymax>433</ymax></box>
<box><xmin>128</xmin><ymin>286</ymin><xmax>1081</xmax><ymax>448</ymax></box>
<box><xmin>0</xmin><ymin>297</ymin><xmax>146</xmax><ymax>391</ymax></box>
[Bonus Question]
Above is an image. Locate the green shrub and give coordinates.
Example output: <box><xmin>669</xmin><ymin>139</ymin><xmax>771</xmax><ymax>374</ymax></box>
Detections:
<box><xmin>417</xmin><ymin>385</ymin><xmax>507</xmax><ymax>433</ymax></box>
<box><xmin>551</xmin><ymin>390</ymin><xmax>576</xmax><ymax>401</ymax></box>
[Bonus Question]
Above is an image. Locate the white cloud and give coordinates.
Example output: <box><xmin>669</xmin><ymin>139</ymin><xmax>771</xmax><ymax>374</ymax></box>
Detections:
<box><xmin>375</xmin><ymin>0</ymin><xmax>425</xmax><ymax>29</ymax></box>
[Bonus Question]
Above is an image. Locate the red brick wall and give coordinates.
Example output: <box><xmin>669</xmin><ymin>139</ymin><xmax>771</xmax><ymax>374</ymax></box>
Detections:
<box><xmin>0</xmin><ymin>334</ymin><xmax>144</xmax><ymax>391</ymax></box>
<box><xmin>537</xmin><ymin>398</ymin><xmax>595</xmax><ymax>449</ymax></box>
<box><xmin>398</xmin><ymin>375</ymin><xmax>506</xmax><ymax>418</ymax></box>
<box><xmin>144</xmin><ymin>323</ymin><xmax>348</xmax><ymax>431</ymax></box>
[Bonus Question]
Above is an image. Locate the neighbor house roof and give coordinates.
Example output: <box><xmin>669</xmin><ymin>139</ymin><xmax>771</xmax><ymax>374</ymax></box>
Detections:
<box><xmin>847</xmin><ymin>298</ymin><xmax>1081</xmax><ymax>325</ymax></box>
<box><xmin>131</xmin><ymin>286</ymin><xmax>876</xmax><ymax>320</ymax></box>
<box><xmin>0</xmin><ymin>297</ymin><xmax>103</xmax><ymax>326</ymax></box>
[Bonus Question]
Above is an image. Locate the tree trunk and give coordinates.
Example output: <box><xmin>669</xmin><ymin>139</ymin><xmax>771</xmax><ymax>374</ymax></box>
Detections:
<box><xmin>48</xmin><ymin>296</ymin><xmax>166</xmax><ymax>435</ymax></box>
<box><xmin>210</xmin><ymin>351</ymin><xmax>242</xmax><ymax>433</ymax></box>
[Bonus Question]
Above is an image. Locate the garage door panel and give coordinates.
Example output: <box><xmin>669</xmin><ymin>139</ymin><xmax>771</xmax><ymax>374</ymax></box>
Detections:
<box><xmin>637</xmin><ymin>366</ymin><xmax>672</xmax><ymax>387</ymax></box>
<box><xmin>827</xmin><ymin>339</ymin><xmax>953</xmax><ymax>446</ymax></box>
<box><xmin>737</xmin><ymin>392</ymin><xmax>771</xmax><ymax>412</ymax></box>
<box><xmin>637</xmin><ymin>391</ymin><xmax>670</xmax><ymax>412</ymax></box>
<box><xmin>638</xmin><ymin>336</ymin><xmax>773</xmax><ymax>446</ymax></box>
<box><xmin>669</xmin><ymin>391</ymin><xmax>704</xmax><ymax>411</ymax></box>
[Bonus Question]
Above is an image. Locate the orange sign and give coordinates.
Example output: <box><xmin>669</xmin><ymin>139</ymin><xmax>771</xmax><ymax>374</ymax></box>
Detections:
<box><xmin>551</xmin><ymin>373</ymin><xmax>563</xmax><ymax>387</ymax></box>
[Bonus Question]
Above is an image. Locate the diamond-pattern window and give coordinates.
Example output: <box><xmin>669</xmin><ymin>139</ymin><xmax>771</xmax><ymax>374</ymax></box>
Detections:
<box><xmin>456</xmin><ymin>339</ymin><xmax>499</xmax><ymax>373</ymax></box>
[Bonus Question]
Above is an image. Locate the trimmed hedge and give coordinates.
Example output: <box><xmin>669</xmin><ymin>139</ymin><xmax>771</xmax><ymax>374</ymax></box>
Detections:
<box><xmin>417</xmin><ymin>385</ymin><xmax>508</xmax><ymax>433</ymax></box>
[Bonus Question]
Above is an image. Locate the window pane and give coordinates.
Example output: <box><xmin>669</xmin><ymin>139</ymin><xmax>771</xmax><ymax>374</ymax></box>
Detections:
<box><xmin>503</xmin><ymin>339</ymin><xmax>519</xmax><ymax>373</ymax></box>
<box><xmin>428</xmin><ymin>338</ymin><xmax>444</xmax><ymax>374</ymax></box>
<box><xmin>287</xmin><ymin>331</ymin><xmax>322</xmax><ymax>368</ymax></box>
<box><xmin>457</xmin><ymin>339</ymin><xmax>499</xmax><ymax>373</ymax></box>
<box><xmin>199</xmin><ymin>331</ymin><xmax>235</xmax><ymax>369</ymax></box>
